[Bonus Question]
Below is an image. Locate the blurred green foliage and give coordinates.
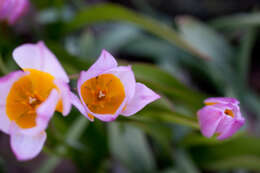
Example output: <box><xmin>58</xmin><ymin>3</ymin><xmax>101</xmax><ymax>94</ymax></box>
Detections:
<box><xmin>1</xmin><ymin>1</ymin><xmax>260</xmax><ymax>173</ymax></box>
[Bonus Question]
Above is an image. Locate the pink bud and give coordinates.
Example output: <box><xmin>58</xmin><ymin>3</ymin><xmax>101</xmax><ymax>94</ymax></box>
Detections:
<box><xmin>197</xmin><ymin>97</ymin><xmax>245</xmax><ymax>140</ymax></box>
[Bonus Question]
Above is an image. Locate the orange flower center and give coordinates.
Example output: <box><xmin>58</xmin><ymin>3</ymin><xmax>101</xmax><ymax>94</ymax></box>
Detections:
<box><xmin>224</xmin><ymin>109</ymin><xmax>234</xmax><ymax>117</ymax></box>
<box><xmin>6</xmin><ymin>69</ymin><xmax>62</xmax><ymax>129</ymax></box>
<box><xmin>81</xmin><ymin>74</ymin><xmax>125</xmax><ymax>114</ymax></box>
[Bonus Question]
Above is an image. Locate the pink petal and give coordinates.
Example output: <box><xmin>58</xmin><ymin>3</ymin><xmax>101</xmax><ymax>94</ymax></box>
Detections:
<box><xmin>122</xmin><ymin>83</ymin><xmax>160</xmax><ymax>116</ymax></box>
<box><xmin>0</xmin><ymin>106</ymin><xmax>11</xmax><ymax>134</ymax></box>
<box><xmin>13</xmin><ymin>41</ymin><xmax>69</xmax><ymax>83</ymax></box>
<box><xmin>88</xmin><ymin>49</ymin><xmax>118</xmax><ymax>77</ymax></box>
<box><xmin>89</xmin><ymin>112</ymin><xmax>121</xmax><ymax>122</ymax></box>
<box><xmin>54</xmin><ymin>79</ymin><xmax>72</xmax><ymax>116</ymax></box>
<box><xmin>77</xmin><ymin>49</ymin><xmax>117</xmax><ymax>89</ymax></box>
<box><xmin>7</xmin><ymin>0</ymin><xmax>29</xmax><ymax>25</ymax></box>
<box><xmin>10</xmin><ymin>126</ymin><xmax>46</xmax><ymax>161</ymax></box>
<box><xmin>77</xmin><ymin>73</ymin><xmax>127</xmax><ymax>121</ymax></box>
<box><xmin>204</xmin><ymin>97</ymin><xmax>239</xmax><ymax>105</ymax></box>
<box><xmin>35</xmin><ymin>89</ymin><xmax>59</xmax><ymax>131</ymax></box>
<box><xmin>70</xmin><ymin>93</ymin><xmax>94</xmax><ymax>121</ymax></box>
<box><xmin>106</xmin><ymin>66</ymin><xmax>136</xmax><ymax>102</ymax></box>
<box><xmin>0</xmin><ymin>71</ymin><xmax>25</xmax><ymax>134</ymax></box>
<box><xmin>218</xmin><ymin>119</ymin><xmax>245</xmax><ymax>140</ymax></box>
<box><xmin>83</xmin><ymin>98</ymin><xmax>127</xmax><ymax>122</ymax></box>
<box><xmin>19</xmin><ymin>89</ymin><xmax>59</xmax><ymax>136</ymax></box>
<box><xmin>197</xmin><ymin>106</ymin><xmax>224</xmax><ymax>138</ymax></box>
<box><xmin>217</xmin><ymin>115</ymin><xmax>245</xmax><ymax>140</ymax></box>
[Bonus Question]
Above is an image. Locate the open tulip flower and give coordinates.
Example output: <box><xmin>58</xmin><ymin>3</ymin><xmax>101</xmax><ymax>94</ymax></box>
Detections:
<box><xmin>73</xmin><ymin>50</ymin><xmax>160</xmax><ymax>122</ymax></box>
<box><xmin>197</xmin><ymin>97</ymin><xmax>245</xmax><ymax>140</ymax></box>
<box><xmin>0</xmin><ymin>0</ymin><xmax>29</xmax><ymax>25</ymax></box>
<box><xmin>0</xmin><ymin>41</ymin><xmax>72</xmax><ymax>161</ymax></box>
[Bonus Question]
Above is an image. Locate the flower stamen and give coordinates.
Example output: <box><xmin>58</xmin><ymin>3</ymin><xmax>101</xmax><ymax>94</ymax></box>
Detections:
<box><xmin>98</xmin><ymin>90</ymin><xmax>106</xmax><ymax>99</ymax></box>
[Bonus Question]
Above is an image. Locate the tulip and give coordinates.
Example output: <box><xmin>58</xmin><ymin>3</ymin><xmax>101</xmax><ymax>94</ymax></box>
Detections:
<box><xmin>73</xmin><ymin>50</ymin><xmax>160</xmax><ymax>122</ymax></box>
<box><xmin>0</xmin><ymin>41</ymin><xmax>72</xmax><ymax>160</ymax></box>
<box><xmin>197</xmin><ymin>97</ymin><xmax>245</xmax><ymax>140</ymax></box>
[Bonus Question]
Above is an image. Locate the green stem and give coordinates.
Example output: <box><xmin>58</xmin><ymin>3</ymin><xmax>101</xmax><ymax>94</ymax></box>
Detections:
<box><xmin>0</xmin><ymin>55</ymin><xmax>8</xmax><ymax>75</ymax></box>
<box><xmin>156</xmin><ymin>112</ymin><xmax>199</xmax><ymax>129</ymax></box>
<box><xmin>36</xmin><ymin>115</ymin><xmax>89</xmax><ymax>173</ymax></box>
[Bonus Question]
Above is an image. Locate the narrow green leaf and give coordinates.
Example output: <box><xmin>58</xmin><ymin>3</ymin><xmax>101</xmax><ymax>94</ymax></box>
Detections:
<box><xmin>176</xmin><ymin>16</ymin><xmax>238</xmax><ymax>94</ymax></box>
<box><xmin>185</xmin><ymin>135</ymin><xmax>260</xmax><ymax>171</ymax></box>
<box><xmin>176</xmin><ymin>16</ymin><xmax>234</xmax><ymax>62</ymax></box>
<box><xmin>133</xmin><ymin>63</ymin><xmax>206</xmax><ymax>111</ymax></box>
<box><xmin>119</xmin><ymin>98</ymin><xmax>199</xmax><ymax>129</ymax></box>
<box><xmin>210</xmin><ymin>13</ymin><xmax>260</xmax><ymax>29</ymax></box>
<box><xmin>45</xmin><ymin>41</ymin><xmax>92</xmax><ymax>72</ymax></box>
<box><xmin>238</xmin><ymin>28</ymin><xmax>257</xmax><ymax>85</ymax></box>
<box><xmin>206</xmin><ymin>156</ymin><xmax>260</xmax><ymax>170</ymax></box>
<box><xmin>0</xmin><ymin>55</ymin><xmax>9</xmax><ymax>75</ymax></box>
<box><xmin>65</xmin><ymin>3</ymin><xmax>208</xmax><ymax>59</ymax></box>
<box><xmin>141</xmin><ymin>110</ymin><xmax>199</xmax><ymax>129</ymax></box>
<box><xmin>108</xmin><ymin>122</ymin><xmax>156</xmax><ymax>172</ymax></box>
<box><xmin>175</xmin><ymin>149</ymin><xmax>200</xmax><ymax>173</ymax></box>
<box><xmin>37</xmin><ymin>116</ymin><xmax>89</xmax><ymax>173</ymax></box>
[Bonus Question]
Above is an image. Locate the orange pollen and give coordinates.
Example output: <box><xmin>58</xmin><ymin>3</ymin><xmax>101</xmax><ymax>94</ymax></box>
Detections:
<box><xmin>6</xmin><ymin>69</ymin><xmax>63</xmax><ymax>129</ymax></box>
<box><xmin>81</xmin><ymin>74</ymin><xmax>125</xmax><ymax>114</ymax></box>
<box><xmin>224</xmin><ymin>109</ymin><xmax>235</xmax><ymax>118</ymax></box>
<box><xmin>205</xmin><ymin>102</ymin><xmax>217</xmax><ymax>106</ymax></box>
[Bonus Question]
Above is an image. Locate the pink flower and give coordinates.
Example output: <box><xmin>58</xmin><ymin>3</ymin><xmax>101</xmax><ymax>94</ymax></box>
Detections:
<box><xmin>0</xmin><ymin>0</ymin><xmax>29</xmax><ymax>25</ymax></box>
<box><xmin>197</xmin><ymin>97</ymin><xmax>245</xmax><ymax>140</ymax></box>
<box><xmin>0</xmin><ymin>41</ymin><xmax>73</xmax><ymax>161</ymax></box>
<box><xmin>72</xmin><ymin>50</ymin><xmax>160</xmax><ymax>122</ymax></box>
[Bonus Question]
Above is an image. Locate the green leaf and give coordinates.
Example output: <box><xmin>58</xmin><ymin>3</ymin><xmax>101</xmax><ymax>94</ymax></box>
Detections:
<box><xmin>37</xmin><ymin>115</ymin><xmax>89</xmax><ymax>173</ymax></box>
<box><xmin>0</xmin><ymin>55</ymin><xmax>9</xmax><ymax>75</ymax></box>
<box><xmin>140</xmin><ymin>108</ymin><xmax>199</xmax><ymax>130</ymax></box>
<box><xmin>176</xmin><ymin>16</ymin><xmax>234</xmax><ymax>62</ymax></box>
<box><xmin>65</xmin><ymin>3</ymin><xmax>208</xmax><ymax>59</ymax></box>
<box><xmin>122</xmin><ymin>119</ymin><xmax>172</xmax><ymax>151</ymax></box>
<box><xmin>118</xmin><ymin>98</ymin><xmax>199</xmax><ymax>129</ymax></box>
<box><xmin>210</xmin><ymin>13</ymin><xmax>260</xmax><ymax>29</ymax></box>
<box><xmin>45</xmin><ymin>41</ymin><xmax>92</xmax><ymax>73</ymax></box>
<box><xmin>95</xmin><ymin>24</ymin><xmax>142</xmax><ymax>55</ymax></box>
<box><xmin>161</xmin><ymin>168</ymin><xmax>179</xmax><ymax>173</ymax></box>
<box><xmin>133</xmin><ymin>63</ymin><xmax>206</xmax><ymax>112</ymax></box>
<box><xmin>108</xmin><ymin>122</ymin><xmax>156</xmax><ymax>172</ymax></box>
<box><xmin>174</xmin><ymin>149</ymin><xmax>200</xmax><ymax>173</ymax></box>
<box><xmin>176</xmin><ymin>16</ymin><xmax>239</xmax><ymax>94</ymax></box>
<box><xmin>206</xmin><ymin>156</ymin><xmax>260</xmax><ymax>170</ymax></box>
<box><xmin>237</xmin><ymin>28</ymin><xmax>257</xmax><ymax>85</ymax></box>
<box><xmin>183</xmin><ymin>134</ymin><xmax>260</xmax><ymax>171</ymax></box>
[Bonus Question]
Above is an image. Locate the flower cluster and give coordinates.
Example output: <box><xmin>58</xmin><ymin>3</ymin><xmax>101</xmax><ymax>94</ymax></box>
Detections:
<box><xmin>0</xmin><ymin>39</ymin><xmax>246</xmax><ymax>161</ymax></box>
<box><xmin>0</xmin><ymin>0</ymin><xmax>247</xmax><ymax>164</ymax></box>
<box><xmin>197</xmin><ymin>97</ymin><xmax>245</xmax><ymax>140</ymax></box>
<box><xmin>0</xmin><ymin>41</ymin><xmax>160</xmax><ymax>161</ymax></box>
<box><xmin>0</xmin><ymin>0</ymin><xmax>29</xmax><ymax>25</ymax></box>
